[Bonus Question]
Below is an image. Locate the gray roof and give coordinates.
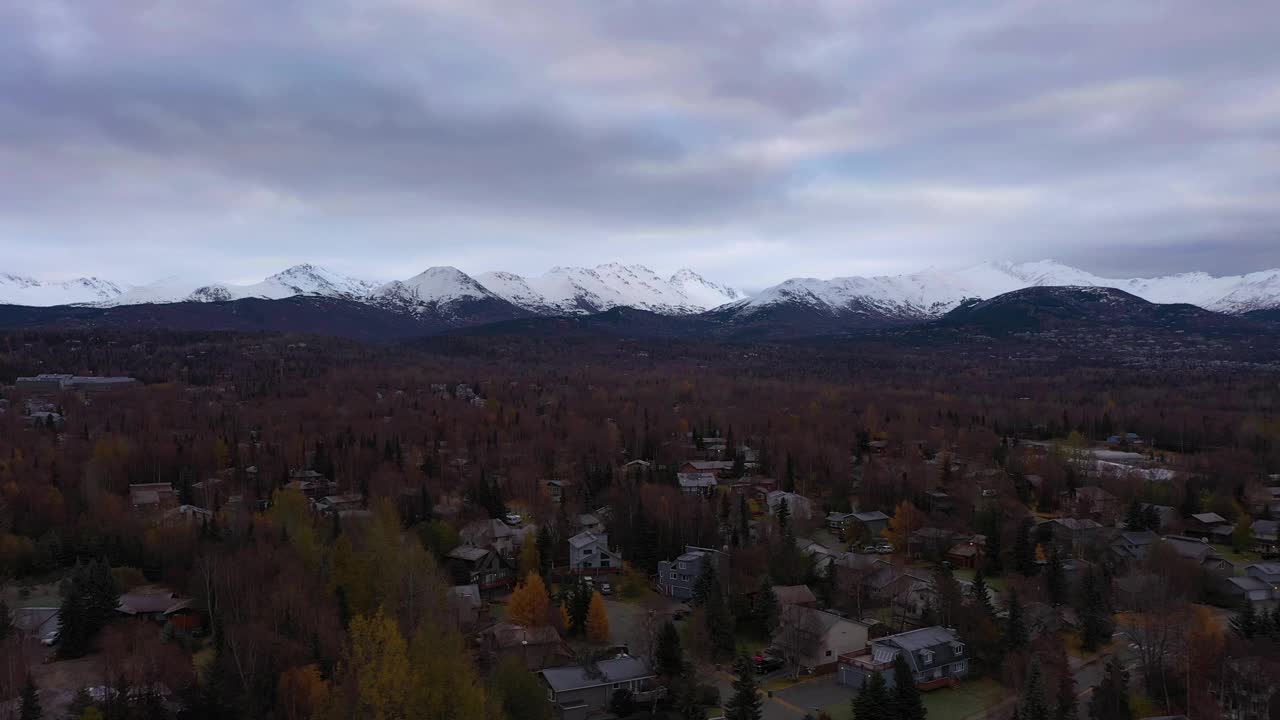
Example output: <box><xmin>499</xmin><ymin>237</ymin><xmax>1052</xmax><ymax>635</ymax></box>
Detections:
<box><xmin>1191</xmin><ymin>512</ymin><xmax>1228</xmax><ymax>524</ymax></box>
<box><xmin>677</xmin><ymin>472</ymin><xmax>717</xmax><ymax>489</ymax></box>
<box><xmin>1247</xmin><ymin>562</ymin><xmax>1280</xmax><ymax>575</ymax></box>
<box><xmin>540</xmin><ymin>657</ymin><xmax>653</xmax><ymax>692</ymax></box>
<box><xmin>1250</xmin><ymin>520</ymin><xmax>1278</xmax><ymax>539</ymax></box>
<box><xmin>447</xmin><ymin>546</ymin><xmax>491</xmax><ymax>562</ymax></box>
<box><xmin>569</xmin><ymin>531</ymin><xmax>606</xmax><ymax>549</ymax></box>
<box><xmin>874</xmin><ymin>626</ymin><xmax>964</xmax><ymax>673</ymax></box>
<box><xmin>450</xmin><ymin>584</ymin><xmax>482</xmax><ymax>609</ymax></box>
<box><xmin>853</xmin><ymin>511</ymin><xmax>890</xmax><ymax>522</ymax></box>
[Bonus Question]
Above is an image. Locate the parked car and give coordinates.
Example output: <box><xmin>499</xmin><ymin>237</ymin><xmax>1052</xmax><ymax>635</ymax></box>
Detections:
<box><xmin>40</xmin><ymin>631</ymin><xmax>58</xmax><ymax>646</ymax></box>
<box><xmin>874</xmin><ymin>542</ymin><xmax>894</xmax><ymax>554</ymax></box>
<box><xmin>502</xmin><ymin>513</ymin><xmax>523</xmax><ymax>526</ymax></box>
<box><xmin>598</xmin><ymin>582</ymin><xmax>613</xmax><ymax>596</ymax></box>
<box><xmin>754</xmin><ymin>654</ymin><xmax>784</xmax><ymax>674</ymax></box>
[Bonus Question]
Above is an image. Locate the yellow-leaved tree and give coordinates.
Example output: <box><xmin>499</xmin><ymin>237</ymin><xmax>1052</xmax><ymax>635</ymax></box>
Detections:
<box><xmin>408</xmin><ymin>616</ymin><xmax>488</xmax><ymax>720</ymax></box>
<box><xmin>507</xmin><ymin>573</ymin><xmax>550</xmax><ymax>627</ymax></box>
<box><xmin>348</xmin><ymin>609</ymin><xmax>412</xmax><ymax>720</ymax></box>
<box><xmin>278</xmin><ymin>664</ymin><xmax>329</xmax><ymax>720</ymax></box>
<box><xmin>883</xmin><ymin>500</ymin><xmax>924</xmax><ymax>550</ymax></box>
<box><xmin>586</xmin><ymin>591</ymin><xmax>610</xmax><ymax>643</ymax></box>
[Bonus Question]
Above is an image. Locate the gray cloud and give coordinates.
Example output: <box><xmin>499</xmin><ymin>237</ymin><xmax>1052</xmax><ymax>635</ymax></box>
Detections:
<box><xmin>0</xmin><ymin>0</ymin><xmax>1277</xmax><ymax>285</ymax></box>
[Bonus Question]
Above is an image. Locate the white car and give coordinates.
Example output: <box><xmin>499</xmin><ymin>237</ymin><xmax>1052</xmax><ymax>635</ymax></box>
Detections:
<box><xmin>40</xmin><ymin>631</ymin><xmax>59</xmax><ymax>646</ymax></box>
<box><xmin>502</xmin><ymin>513</ymin><xmax>523</xmax><ymax>526</ymax></box>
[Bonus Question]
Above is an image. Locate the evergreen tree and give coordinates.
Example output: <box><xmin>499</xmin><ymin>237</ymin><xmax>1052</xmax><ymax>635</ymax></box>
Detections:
<box><xmin>1014</xmin><ymin>518</ymin><xmax>1038</xmax><ymax>577</ymax></box>
<box><xmin>754</xmin><ymin>583</ymin><xmax>780</xmax><ymax>638</ymax></box>
<box><xmin>1230</xmin><ymin>599</ymin><xmax>1258</xmax><ymax>639</ymax></box>
<box><xmin>969</xmin><ymin>567</ymin><xmax>995</xmax><ymax>619</ymax></box>
<box><xmin>1087</xmin><ymin>659</ymin><xmax>1131</xmax><ymax>720</ymax></box>
<box><xmin>83</xmin><ymin>559</ymin><xmax>120</xmax><ymax>632</ymax></box>
<box><xmin>674</xmin><ymin>679</ymin><xmax>705</xmax><ymax>720</ymax></box>
<box><xmin>776</xmin><ymin>499</ymin><xmax>791</xmax><ymax>536</ymax></box>
<box><xmin>852</xmin><ymin>672</ymin><xmax>891</xmax><ymax>720</ymax></box>
<box><xmin>1005</xmin><ymin>592</ymin><xmax>1028</xmax><ymax>653</ymax></box>
<box><xmin>609</xmin><ymin>689</ymin><xmax>635</xmax><ymax>718</ymax></box>
<box><xmin>1055</xmin><ymin>664</ymin><xmax>1078</xmax><ymax>720</ymax></box>
<box><xmin>1043</xmin><ymin>543</ymin><xmax>1066</xmax><ymax>606</ymax></box>
<box><xmin>19</xmin><ymin>674</ymin><xmax>41</xmax><ymax>720</ymax></box>
<box><xmin>891</xmin><ymin>654</ymin><xmax>926</xmax><ymax>720</ymax></box>
<box><xmin>932</xmin><ymin>564</ymin><xmax>962</xmax><ymax>628</ymax></box>
<box><xmin>983</xmin><ymin>514</ymin><xmax>1003</xmax><ymax>576</ymax></box>
<box><xmin>536</xmin><ymin>526</ymin><xmax>555</xmax><ymax>578</ymax></box>
<box><xmin>1123</xmin><ymin>500</ymin><xmax>1146</xmax><ymax>531</ymax></box>
<box><xmin>655</xmin><ymin>621</ymin><xmax>686</xmax><ymax>677</ymax></box>
<box><xmin>1078</xmin><ymin>568</ymin><xmax>1112</xmax><ymax>652</ymax></box>
<box><xmin>1021</xmin><ymin>663</ymin><xmax>1049</xmax><ymax>720</ymax></box>
<box><xmin>0</xmin><ymin>598</ymin><xmax>12</xmax><ymax>642</ymax></box>
<box><xmin>692</xmin><ymin>564</ymin><xmax>719</xmax><ymax>607</ymax></box>
<box><xmin>725</xmin><ymin>655</ymin><xmax>763</xmax><ymax>720</ymax></box>
<box><xmin>57</xmin><ymin>584</ymin><xmax>92</xmax><ymax>658</ymax></box>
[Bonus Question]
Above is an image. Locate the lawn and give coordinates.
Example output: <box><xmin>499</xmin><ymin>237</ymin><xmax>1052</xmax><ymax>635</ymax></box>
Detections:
<box><xmin>952</xmin><ymin>568</ymin><xmax>1009</xmax><ymax>594</ymax></box>
<box><xmin>1212</xmin><ymin>545</ymin><xmax>1260</xmax><ymax>572</ymax></box>
<box><xmin>820</xmin><ymin>679</ymin><xmax>1007</xmax><ymax>720</ymax></box>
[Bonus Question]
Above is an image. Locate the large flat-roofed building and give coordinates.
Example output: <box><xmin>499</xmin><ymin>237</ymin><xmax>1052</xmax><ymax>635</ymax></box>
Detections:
<box><xmin>16</xmin><ymin>374</ymin><xmax>138</xmax><ymax>392</ymax></box>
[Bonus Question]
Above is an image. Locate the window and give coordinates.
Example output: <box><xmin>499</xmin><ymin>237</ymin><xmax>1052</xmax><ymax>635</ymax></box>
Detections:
<box><xmin>826</xmin><ymin>650</ymin><xmax>833</xmax><ymax>657</ymax></box>
<box><xmin>584</xmin><ymin>548</ymin><xmax>594</xmax><ymax>556</ymax></box>
<box><xmin>547</xmin><ymin>689</ymin><xmax>556</xmax><ymax>701</ymax></box>
<box><xmin>600</xmin><ymin>559</ymin><xmax>610</xmax><ymax>568</ymax></box>
<box><xmin>678</xmin><ymin>562</ymin><xmax>686</xmax><ymax>570</ymax></box>
<box><xmin>613</xmin><ymin>683</ymin><xmax>620</xmax><ymax>690</ymax></box>
<box><xmin>951</xmin><ymin>642</ymin><xmax>965</xmax><ymax>656</ymax></box>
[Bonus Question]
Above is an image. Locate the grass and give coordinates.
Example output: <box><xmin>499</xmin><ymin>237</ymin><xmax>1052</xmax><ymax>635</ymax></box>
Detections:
<box><xmin>1212</xmin><ymin>544</ymin><xmax>1260</xmax><ymax>571</ymax></box>
<box><xmin>952</xmin><ymin>568</ymin><xmax>1009</xmax><ymax>593</ymax></box>
<box><xmin>820</xmin><ymin>678</ymin><xmax>1007</xmax><ymax>720</ymax></box>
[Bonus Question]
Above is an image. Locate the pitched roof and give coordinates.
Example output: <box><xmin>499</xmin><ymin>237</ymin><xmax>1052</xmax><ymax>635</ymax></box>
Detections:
<box><xmin>540</xmin><ymin>657</ymin><xmax>652</xmax><ymax>692</ymax></box>
<box><xmin>771</xmin><ymin>585</ymin><xmax>817</xmax><ymax>606</ymax></box>
<box><xmin>118</xmin><ymin>591</ymin><xmax>181</xmax><ymax>615</ymax></box>
<box><xmin>1191</xmin><ymin>512</ymin><xmax>1228</xmax><ymax>524</ymax></box>
<box><xmin>1246</xmin><ymin>562</ymin><xmax>1280</xmax><ymax>575</ymax></box>
<box><xmin>447</xmin><ymin>546</ymin><xmax>492</xmax><ymax>562</ymax></box>
<box><xmin>853</xmin><ymin>511</ymin><xmax>890</xmax><ymax>523</ymax></box>
<box><xmin>779</xmin><ymin>604</ymin><xmax>865</xmax><ymax>636</ymax></box>
<box><xmin>569</xmin><ymin>531</ymin><xmax>606</xmax><ymax>549</ymax></box>
<box><xmin>486</xmin><ymin>622</ymin><xmax>562</xmax><ymax>649</ymax></box>
<box><xmin>677</xmin><ymin>472</ymin><xmax>717</xmax><ymax>489</ymax></box>
<box><xmin>450</xmin><ymin>584</ymin><xmax>482</xmax><ymax>609</ymax></box>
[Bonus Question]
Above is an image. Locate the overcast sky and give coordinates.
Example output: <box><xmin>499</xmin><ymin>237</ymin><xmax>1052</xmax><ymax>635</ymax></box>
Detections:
<box><xmin>3</xmin><ymin>1</ymin><xmax>1279</xmax><ymax>287</ymax></box>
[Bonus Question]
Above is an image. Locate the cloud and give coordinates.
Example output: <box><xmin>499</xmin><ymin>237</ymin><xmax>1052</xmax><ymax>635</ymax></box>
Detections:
<box><xmin>0</xmin><ymin>0</ymin><xmax>1277</xmax><ymax>285</ymax></box>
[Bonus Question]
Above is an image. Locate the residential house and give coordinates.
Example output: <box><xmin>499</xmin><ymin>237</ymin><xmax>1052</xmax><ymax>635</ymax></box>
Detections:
<box><xmin>11</xmin><ymin>607</ymin><xmax>60</xmax><ymax>641</ymax></box>
<box><xmin>129</xmin><ymin>483</ymin><xmax>177</xmax><ymax>514</ymax></box>
<box><xmin>767</xmin><ymin>491</ymin><xmax>814</xmax><ymax>522</ymax></box>
<box><xmin>1221</xmin><ymin>576</ymin><xmax>1277</xmax><ymax>611</ymax></box>
<box><xmin>922</xmin><ymin>491</ymin><xmax>955</xmax><ymax>514</ymax></box>
<box><xmin>656</xmin><ymin>546</ymin><xmax>724</xmax><ymax>600</ymax></box>
<box><xmin>1186</xmin><ymin>513</ymin><xmax>1231</xmax><ymax>541</ymax></box>
<box><xmin>944</xmin><ymin>537</ymin><xmax>985</xmax><ymax>569</ymax></box>
<box><xmin>1249</xmin><ymin>520</ymin><xmax>1278</xmax><ymax>555</ymax></box>
<box><xmin>286</xmin><ymin>469</ymin><xmax>334</xmax><ymax>500</ymax></box>
<box><xmin>459</xmin><ymin>519</ymin><xmax>517</xmax><ymax>557</ymax></box>
<box><xmin>827</xmin><ymin>512</ymin><xmax>856</xmax><ymax>537</ymax></box>
<box><xmin>1140</xmin><ymin>504</ymin><xmax>1179</xmax><ymax>532</ymax></box>
<box><xmin>1041</xmin><ymin>517</ymin><xmax>1107</xmax><ymax>554</ymax></box>
<box><xmin>851</xmin><ymin>511</ymin><xmax>891</xmax><ymax>540</ymax></box>
<box><xmin>1107</xmin><ymin>531</ymin><xmax>1159</xmax><ymax>570</ymax></box>
<box><xmin>676</xmin><ymin>472</ymin><xmax>717</xmax><ymax>496</ymax></box>
<box><xmin>1161</xmin><ymin>536</ymin><xmax>1234</xmax><ymax>576</ymax></box>
<box><xmin>572</xmin><ymin>514</ymin><xmax>604</xmax><ymax>536</ymax></box>
<box><xmin>908</xmin><ymin>528</ymin><xmax>959</xmax><ymax>560</ymax></box>
<box><xmin>539</xmin><ymin>657</ymin><xmax>660</xmax><ymax>720</ymax></box>
<box><xmin>315</xmin><ymin>493</ymin><xmax>364</xmax><ymax>515</ymax></box>
<box><xmin>679</xmin><ymin>460</ymin><xmax>735</xmax><ymax>477</ymax></box>
<box><xmin>1245</xmin><ymin>562</ymin><xmax>1280</xmax><ymax>588</ymax></box>
<box><xmin>161</xmin><ymin>504</ymin><xmax>214</xmax><ymax>528</ymax></box>
<box><xmin>795</xmin><ymin>538</ymin><xmax>839</xmax><ymax>576</ymax></box>
<box><xmin>117</xmin><ymin>590</ymin><xmax>196</xmax><ymax>627</ymax></box>
<box><xmin>545</xmin><ymin>480</ymin><xmax>570</xmax><ymax>503</ymax></box>
<box><xmin>446</xmin><ymin>546</ymin><xmax>515</xmax><ymax>592</ymax></box>
<box><xmin>1073</xmin><ymin>486</ymin><xmax>1120</xmax><ymax>524</ymax></box>
<box><xmin>838</xmin><ymin>626</ymin><xmax>968</xmax><ymax>691</ymax></box>
<box><xmin>567</xmin><ymin>532</ymin><xmax>621</xmax><ymax>575</ymax></box>
<box><xmin>772</xmin><ymin>585</ymin><xmax>818</xmax><ymax>609</ymax></box>
<box><xmin>482</xmin><ymin>622</ymin><xmax>572</xmax><ymax>672</ymax></box>
<box><xmin>448</xmin><ymin>585</ymin><xmax>485</xmax><ymax>630</ymax></box>
<box><xmin>774</xmin><ymin>605</ymin><xmax>872</xmax><ymax>673</ymax></box>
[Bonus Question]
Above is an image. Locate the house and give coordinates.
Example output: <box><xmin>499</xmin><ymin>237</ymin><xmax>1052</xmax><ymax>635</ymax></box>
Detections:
<box><xmin>656</xmin><ymin>546</ymin><xmax>724</xmax><ymax>600</ymax></box>
<box><xmin>315</xmin><ymin>494</ymin><xmax>364</xmax><ymax>516</ymax></box>
<box><xmin>1073</xmin><ymin>487</ymin><xmax>1119</xmax><ymax>524</ymax></box>
<box><xmin>795</xmin><ymin>538</ymin><xmax>839</xmax><ymax>576</ymax></box>
<box><xmin>539</xmin><ymin>657</ymin><xmax>660</xmax><ymax>720</ymax></box>
<box><xmin>161</xmin><ymin>504</ymin><xmax>214</xmax><ymax>528</ymax></box>
<box><xmin>1249</xmin><ymin>520</ymin><xmax>1278</xmax><ymax>554</ymax></box>
<box><xmin>1041</xmin><ymin>517</ymin><xmax>1107</xmax><ymax>553</ymax></box>
<box><xmin>572</xmin><ymin>514</ymin><xmax>604</xmax><ymax>536</ymax></box>
<box><xmin>11</xmin><ymin>607</ymin><xmax>60</xmax><ymax>641</ymax></box>
<box><xmin>448</xmin><ymin>585</ymin><xmax>485</xmax><ymax>630</ymax></box>
<box><xmin>1140</xmin><ymin>504</ymin><xmax>1178</xmax><ymax>531</ymax></box>
<box><xmin>482</xmin><ymin>622</ymin><xmax>572</xmax><ymax>672</ymax></box>
<box><xmin>1221</xmin><ymin>576</ymin><xmax>1277</xmax><ymax>611</ymax></box>
<box><xmin>1107</xmin><ymin>531</ymin><xmax>1159</xmax><ymax>569</ymax></box>
<box><xmin>546</xmin><ymin>480</ymin><xmax>571</xmax><ymax>503</ymax></box>
<box><xmin>1186</xmin><ymin>513</ymin><xmax>1231</xmax><ymax>540</ymax></box>
<box><xmin>1161</xmin><ymin>536</ymin><xmax>1234</xmax><ymax>575</ymax></box>
<box><xmin>771</xmin><ymin>585</ymin><xmax>818</xmax><ymax>609</ymax></box>
<box><xmin>1245</xmin><ymin>562</ymin><xmax>1280</xmax><ymax>588</ymax></box>
<box><xmin>767</xmin><ymin>491</ymin><xmax>813</xmax><ymax>522</ymax></box>
<box><xmin>459</xmin><ymin>519</ymin><xmax>518</xmax><ymax>557</ymax></box>
<box><xmin>129</xmin><ymin>483</ymin><xmax>177</xmax><ymax>513</ymax></box>
<box><xmin>944</xmin><ymin>537</ymin><xmax>985</xmax><ymax>569</ymax></box>
<box><xmin>446</xmin><ymin>546</ymin><xmax>515</xmax><ymax>592</ymax></box>
<box><xmin>117</xmin><ymin>590</ymin><xmax>193</xmax><ymax>621</ymax></box>
<box><xmin>774</xmin><ymin>605</ymin><xmax>872</xmax><ymax>674</ymax></box>
<box><xmin>922</xmin><ymin>491</ymin><xmax>954</xmax><ymax>514</ymax></box>
<box><xmin>567</xmin><ymin>532</ymin><xmax>621</xmax><ymax>575</ymax></box>
<box><xmin>851</xmin><ymin>511</ymin><xmax>891</xmax><ymax>540</ymax></box>
<box><xmin>908</xmin><ymin>528</ymin><xmax>959</xmax><ymax>559</ymax></box>
<box><xmin>827</xmin><ymin>512</ymin><xmax>856</xmax><ymax>535</ymax></box>
<box><xmin>677</xmin><ymin>472</ymin><xmax>717</xmax><ymax>496</ymax></box>
<box><xmin>679</xmin><ymin>461</ymin><xmax>735</xmax><ymax>477</ymax></box>
<box><xmin>838</xmin><ymin>626</ymin><xmax>968</xmax><ymax>691</ymax></box>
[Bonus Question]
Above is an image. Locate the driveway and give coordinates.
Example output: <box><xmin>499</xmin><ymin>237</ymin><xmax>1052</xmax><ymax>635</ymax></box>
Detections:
<box><xmin>771</xmin><ymin>675</ymin><xmax>853</xmax><ymax>719</ymax></box>
<box><xmin>604</xmin><ymin>593</ymin><xmax>681</xmax><ymax>656</ymax></box>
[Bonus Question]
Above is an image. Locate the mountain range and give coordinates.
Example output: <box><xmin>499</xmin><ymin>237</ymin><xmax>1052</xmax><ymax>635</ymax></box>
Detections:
<box><xmin>2</xmin><ymin>260</ymin><xmax>1279</xmax><ymax>341</ymax></box>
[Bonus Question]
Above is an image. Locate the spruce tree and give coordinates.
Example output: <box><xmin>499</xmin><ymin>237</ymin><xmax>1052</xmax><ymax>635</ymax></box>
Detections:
<box><xmin>19</xmin><ymin>674</ymin><xmax>41</xmax><ymax>720</ymax></box>
<box><xmin>891</xmin><ymin>654</ymin><xmax>926</xmax><ymax>720</ymax></box>
<box><xmin>1078</xmin><ymin>568</ymin><xmax>1112</xmax><ymax>651</ymax></box>
<box><xmin>1230</xmin><ymin>600</ymin><xmax>1258</xmax><ymax>639</ymax></box>
<box><xmin>983</xmin><ymin>514</ymin><xmax>1004</xmax><ymax>576</ymax></box>
<box><xmin>1055</xmin><ymin>665</ymin><xmax>1077</xmax><ymax>720</ymax></box>
<box><xmin>853</xmin><ymin>671</ymin><xmax>891</xmax><ymax>720</ymax></box>
<box><xmin>0</xmin><ymin>598</ymin><xmax>12</xmax><ymax>642</ymax></box>
<box><xmin>725</xmin><ymin>655</ymin><xmax>763</xmax><ymax>720</ymax></box>
<box><xmin>1005</xmin><ymin>592</ymin><xmax>1028</xmax><ymax>653</ymax></box>
<box><xmin>969</xmin><ymin>567</ymin><xmax>995</xmax><ymax>619</ymax></box>
<box><xmin>655</xmin><ymin>621</ymin><xmax>685</xmax><ymax>677</ymax></box>
<box><xmin>1088</xmin><ymin>659</ymin><xmax>1131</xmax><ymax>720</ymax></box>
<box><xmin>57</xmin><ymin>585</ymin><xmax>91</xmax><ymax>658</ymax></box>
<box><xmin>1123</xmin><ymin>500</ymin><xmax>1145</xmax><ymax>531</ymax></box>
<box><xmin>754</xmin><ymin>583</ymin><xmax>779</xmax><ymax>638</ymax></box>
<box><xmin>1021</xmin><ymin>662</ymin><xmax>1049</xmax><ymax>720</ymax></box>
<box><xmin>1014</xmin><ymin>518</ymin><xmax>1037</xmax><ymax>577</ymax></box>
<box><xmin>1043</xmin><ymin>543</ymin><xmax>1066</xmax><ymax>607</ymax></box>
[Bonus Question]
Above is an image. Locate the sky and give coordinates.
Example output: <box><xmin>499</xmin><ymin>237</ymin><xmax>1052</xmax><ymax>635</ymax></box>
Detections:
<box><xmin>2</xmin><ymin>1</ymin><xmax>1279</xmax><ymax>288</ymax></box>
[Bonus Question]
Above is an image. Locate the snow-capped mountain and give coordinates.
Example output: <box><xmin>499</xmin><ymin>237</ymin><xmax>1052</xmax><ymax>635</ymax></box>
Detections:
<box><xmin>476</xmin><ymin>264</ymin><xmax>742</xmax><ymax>315</ymax></box>
<box><xmin>0</xmin><ymin>274</ymin><xmax>125</xmax><ymax>306</ymax></box>
<box><xmin>734</xmin><ymin>260</ymin><xmax>1280</xmax><ymax>320</ymax></box>
<box><xmin>107</xmin><ymin>264</ymin><xmax>376</xmax><ymax>306</ymax></box>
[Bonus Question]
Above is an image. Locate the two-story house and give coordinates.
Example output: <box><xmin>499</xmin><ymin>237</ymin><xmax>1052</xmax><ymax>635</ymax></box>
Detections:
<box><xmin>568</xmin><ymin>532</ymin><xmax>621</xmax><ymax>575</ymax></box>
<box><xmin>446</xmin><ymin>546</ymin><xmax>515</xmax><ymax>593</ymax></box>
<box><xmin>767</xmin><ymin>491</ymin><xmax>814</xmax><ymax>522</ymax></box>
<box><xmin>1186</xmin><ymin>512</ymin><xmax>1232</xmax><ymax>541</ymax></box>
<box><xmin>656</xmin><ymin>546</ymin><xmax>724</xmax><ymax>600</ymax></box>
<box><xmin>677</xmin><ymin>472</ymin><xmax>717</xmax><ymax>496</ymax></box>
<box><xmin>838</xmin><ymin>626</ymin><xmax>968</xmax><ymax>691</ymax></box>
<box><xmin>774</xmin><ymin>606</ymin><xmax>872</xmax><ymax>673</ymax></box>
<box><xmin>539</xmin><ymin>657</ymin><xmax>660</xmax><ymax>720</ymax></box>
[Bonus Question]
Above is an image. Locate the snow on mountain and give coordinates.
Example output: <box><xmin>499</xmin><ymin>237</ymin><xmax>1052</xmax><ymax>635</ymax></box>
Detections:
<box><xmin>107</xmin><ymin>264</ymin><xmax>376</xmax><ymax>306</ymax></box>
<box><xmin>476</xmin><ymin>264</ymin><xmax>741</xmax><ymax>315</ymax></box>
<box><xmin>740</xmin><ymin>260</ymin><xmax>1280</xmax><ymax>319</ymax></box>
<box><xmin>0</xmin><ymin>274</ymin><xmax>125</xmax><ymax>306</ymax></box>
